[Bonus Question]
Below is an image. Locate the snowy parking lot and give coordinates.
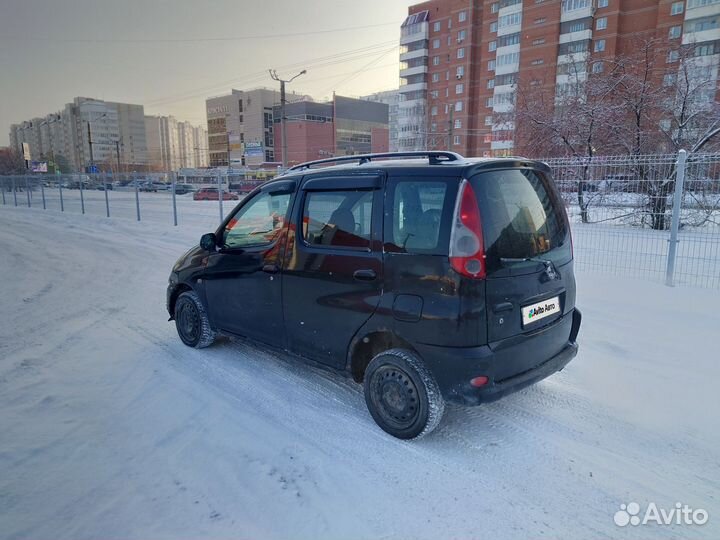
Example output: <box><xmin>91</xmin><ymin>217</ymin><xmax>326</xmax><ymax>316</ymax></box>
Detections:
<box><xmin>1</xmin><ymin>206</ymin><xmax>719</xmax><ymax>539</ymax></box>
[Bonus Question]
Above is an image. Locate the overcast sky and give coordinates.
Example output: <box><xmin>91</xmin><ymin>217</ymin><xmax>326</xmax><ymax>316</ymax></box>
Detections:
<box><xmin>0</xmin><ymin>0</ymin><xmax>416</xmax><ymax>145</ymax></box>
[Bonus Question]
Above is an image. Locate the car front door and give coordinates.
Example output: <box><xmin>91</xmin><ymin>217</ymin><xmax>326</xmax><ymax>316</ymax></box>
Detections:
<box><xmin>203</xmin><ymin>180</ymin><xmax>296</xmax><ymax>347</ymax></box>
<box><xmin>282</xmin><ymin>174</ymin><xmax>384</xmax><ymax>367</ymax></box>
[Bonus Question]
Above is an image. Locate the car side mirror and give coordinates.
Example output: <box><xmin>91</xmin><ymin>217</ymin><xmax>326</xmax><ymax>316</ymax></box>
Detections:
<box><xmin>200</xmin><ymin>232</ymin><xmax>217</xmax><ymax>251</ymax></box>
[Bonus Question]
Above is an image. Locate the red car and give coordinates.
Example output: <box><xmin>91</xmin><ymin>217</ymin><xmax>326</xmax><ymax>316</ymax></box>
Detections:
<box><xmin>193</xmin><ymin>187</ymin><xmax>239</xmax><ymax>201</ymax></box>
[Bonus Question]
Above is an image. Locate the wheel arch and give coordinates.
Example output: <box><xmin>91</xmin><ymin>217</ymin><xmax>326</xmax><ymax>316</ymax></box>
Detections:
<box><xmin>168</xmin><ymin>282</ymin><xmax>193</xmax><ymax>318</ymax></box>
<box><xmin>347</xmin><ymin>328</ymin><xmax>419</xmax><ymax>383</ymax></box>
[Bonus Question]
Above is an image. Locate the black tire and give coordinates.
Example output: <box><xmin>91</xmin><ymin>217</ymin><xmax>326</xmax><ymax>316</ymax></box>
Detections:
<box><xmin>364</xmin><ymin>348</ymin><xmax>445</xmax><ymax>440</ymax></box>
<box><xmin>174</xmin><ymin>291</ymin><xmax>217</xmax><ymax>348</ymax></box>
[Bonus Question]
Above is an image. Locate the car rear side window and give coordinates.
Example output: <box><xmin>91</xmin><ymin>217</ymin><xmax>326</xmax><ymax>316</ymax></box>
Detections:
<box><xmin>471</xmin><ymin>168</ymin><xmax>570</xmax><ymax>271</ymax></box>
<box><xmin>302</xmin><ymin>190</ymin><xmax>372</xmax><ymax>249</ymax></box>
<box><xmin>385</xmin><ymin>180</ymin><xmax>453</xmax><ymax>254</ymax></box>
<box><xmin>222</xmin><ymin>191</ymin><xmax>291</xmax><ymax>249</ymax></box>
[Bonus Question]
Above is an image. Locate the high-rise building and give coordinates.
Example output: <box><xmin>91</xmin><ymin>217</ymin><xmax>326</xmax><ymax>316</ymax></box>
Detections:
<box><xmin>10</xmin><ymin>97</ymin><xmax>148</xmax><ymax>172</ymax></box>
<box><xmin>272</xmin><ymin>95</ymin><xmax>389</xmax><ymax>166</ymax></box>
<box><xmin>403</xmin><ymin>0</ymin><xmax>720</xmax><ymax>157</ymax></box>
<box><xmin>145</xmin><ymin>116</ymin><xmax>209</xmax><ymax>170</ymax></box>
<box><xmin>205</xmin><ymin>88</ymin><xmax>281</xmax><ymax>167</ymax></box>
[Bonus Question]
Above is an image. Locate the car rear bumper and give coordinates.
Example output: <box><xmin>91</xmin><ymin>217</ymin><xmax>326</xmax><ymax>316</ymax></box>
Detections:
<box><xmin>416</xmin><ymin>308</ymin><xmax>581</xmax><ymax>406</ymax></box>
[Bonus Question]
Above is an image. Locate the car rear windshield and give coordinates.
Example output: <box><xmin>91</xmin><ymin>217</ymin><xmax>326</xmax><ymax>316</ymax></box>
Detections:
<box><xmin>470</xmin><ymin>168</ymin><xmax>571</xmax><ymax>274</ymax></box>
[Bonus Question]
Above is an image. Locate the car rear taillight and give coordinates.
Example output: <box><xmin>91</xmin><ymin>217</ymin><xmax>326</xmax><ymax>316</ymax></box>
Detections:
<box><xmin>449</xmin><ymin>179</ymin><xmax>486</xmax><ymax>279</ymax></box>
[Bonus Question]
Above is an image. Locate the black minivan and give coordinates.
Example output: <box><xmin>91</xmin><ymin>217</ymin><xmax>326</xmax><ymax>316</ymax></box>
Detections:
<box><xmin>167</xmin><ymin>152</ymin><xmax>581</xmax><ymax>439</ymax></box>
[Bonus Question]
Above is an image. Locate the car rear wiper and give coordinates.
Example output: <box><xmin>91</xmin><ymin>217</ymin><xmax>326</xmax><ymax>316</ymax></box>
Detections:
<box><xmin>500</xmin><ymin>255</ymin><xmax>554</xmax><ymax>266</ymax></box>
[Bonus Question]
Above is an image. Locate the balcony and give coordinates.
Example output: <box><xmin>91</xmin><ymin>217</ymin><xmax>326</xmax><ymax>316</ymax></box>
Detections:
<box><xmin>495</xmin><ymin>61</ymin><xmax>519</xmax><ymax>76</ymax></box>
<box><xmin>400</xmin><ymin>48</ymin><xmax>428</xmax><ymax>62</ymax></box>
<box><xmin>400</xmin><ymin>22</ymin><xmax>429</xmax><ymax>46</ymax></box>
<box><xmin>400</xmin><ymin>65</ymin><xmax>429</xmax><ymax>78</ymax></box>
<box><xmin>399</xmin><ymin>81</ymin><xmax>428</xmax><ymax>94</ymax></box>
<box><xmin>683</xmin><ymin>28</ymin><xmax>720</xmax><ymax>45</ymax></box>
<box><xmin>685</xmin><ymin>3</ymin><xmax>720</xmax><ymax>20</ymax></box>
<box><xmin>560</xmin><ymin>4</ymin><xmax>593</xmax><ymax>23</ymax></box>
<box><xmin>559</xmin><ymin>29</ymin><xmax>592</xmax><ymax>44</ymax></box>
<box><xmin>491</xmin><ymin>139</ymin><xmax>515</xmax><ymax>150</ymax></box>
<box><xmin>557</xmin><ymin>51</ymin><xmax>589</xmax><ymax>64</ymax></box>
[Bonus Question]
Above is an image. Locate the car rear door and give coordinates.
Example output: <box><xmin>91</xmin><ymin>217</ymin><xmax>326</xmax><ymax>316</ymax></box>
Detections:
<box><xmin>203</xmin><ymin>180</ymin><xmax>296</xmax><ymax>347</ymax></box>
<box><xmin>282</xmin><ymin>173</ymin><xmax>384</xmax><ymax>368</ymax></box>
<box><xmin>470</xmin><ymin>167</ymin><xmax>575</xmax><ymax>377</ymax></box>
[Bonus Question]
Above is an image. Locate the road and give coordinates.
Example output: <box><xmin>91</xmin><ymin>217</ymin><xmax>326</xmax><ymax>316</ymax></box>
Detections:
<box><xmin>0</xmin><ymin>206</ymin><xmax>718</xmax><ymax>539</ymax></box>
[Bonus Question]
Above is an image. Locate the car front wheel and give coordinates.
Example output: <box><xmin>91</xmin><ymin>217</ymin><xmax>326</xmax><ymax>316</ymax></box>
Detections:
<box><xmin>364</xmin><ymin>348</ymin><xmax>445</xmax><ymax>439</ymax></box>
<box><xmin>174</xmin><ymin>290</ymin><xmax>217</xmax><ymax>348</ymax></box>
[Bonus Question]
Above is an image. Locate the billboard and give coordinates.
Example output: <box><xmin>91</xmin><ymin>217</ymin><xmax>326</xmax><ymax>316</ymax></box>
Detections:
<box><xmin>244</xmin><ymin>141</ymin><xmax>264</xmax><ymax>158</ymax></box>
<box><xmin>22</xmin><ymin>142</ymin><xmax>31</xmax><ymax>161</ymax></box>
<box><xmin>31</xmin><ymin>161</ymin><xmax>48</xmax><ymax>173</ymax></box>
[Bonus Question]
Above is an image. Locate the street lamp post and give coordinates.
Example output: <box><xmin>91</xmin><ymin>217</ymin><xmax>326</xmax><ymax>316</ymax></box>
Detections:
<box><xmin>87</xmin><ymin>112</ymin><xmax>108</xmax><ymax>172</ymax></box>
<box><xmin>269</xmin><ymin>69</ymin><xmax>307</xmax><ymax>168</ymax></box>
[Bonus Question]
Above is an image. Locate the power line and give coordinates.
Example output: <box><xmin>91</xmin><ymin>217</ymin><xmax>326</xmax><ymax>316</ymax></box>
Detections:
<box><xmin>0</xmin><ymin>22</ymin><xmax>399</xmax><ymax>43</ymax></box>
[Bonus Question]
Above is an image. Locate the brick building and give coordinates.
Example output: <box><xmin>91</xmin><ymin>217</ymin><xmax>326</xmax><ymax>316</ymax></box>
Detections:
<box><xmin>402</xmin><ymin>0</ymin><xmax>720</xmax><ymax>157</ymax></box>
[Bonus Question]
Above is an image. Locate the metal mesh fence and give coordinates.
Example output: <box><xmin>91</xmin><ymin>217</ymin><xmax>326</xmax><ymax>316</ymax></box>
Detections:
<box><xmin>2</xmin><ymin>151</ymin><xmax>719</xmax><ymax>288</ymax></box>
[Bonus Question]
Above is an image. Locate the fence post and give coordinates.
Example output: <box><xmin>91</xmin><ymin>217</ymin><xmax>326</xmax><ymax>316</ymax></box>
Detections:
<box><xmin>104</xmin><ymin>174</ymin><xmax>110</xmax><ymax>218</ymax></box>
<box><xmin>1</xmin><ymin>178</ymin><xmax>6</xmax><ymax>205</ymax></box>
<box><xmin>134</xmin><ymin>173</ymin><xmax>141</xmax><ymax>221</ymax></box>
<box><xmin>665</xmin><ymin>149</ymin><xmax>687</xmax><ymax>287</ymax></box>
<box><xmin>41</xmin><ymin>181</ymin><xmax>46</xmax><ymax>210</ymax></box>
<box><xmin>79</xmin><ymin>174</ymin><xmax>85</xmax><ymax>214</ymax></box>
<box><xmin>59</xmin><ymin>178</ymin><xmax>64</xmax><ymax>212</ymax></box>
<box><xmin>171</xmin><ymin>171</ymin><xmax>178</xmax><ymax>226</ymax></box>
<box><xmin>217</xmin><ymin>173</ymin><xmax>224</xmax><ymax>222</ymax></box>
<box><xmin>26</xmin><ymin>176</ymin><xmax>31</xmax><ymax>207</ymax></box>
<box><xmin>12</xmin><ymin>176</ymin><xmax>18</xmax><ymax>206</ymax></box>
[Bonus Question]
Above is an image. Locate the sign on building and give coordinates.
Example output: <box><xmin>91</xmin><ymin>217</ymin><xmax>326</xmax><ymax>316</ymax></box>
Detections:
<box><xmin>244</xmin><ymin>141</ymin><xmax>264</xmax><ymax>158</ymax></box>
<box><xmin>22</xmin><ymin>142</ymin><xmax>31</xmax><ymax>161</ymax></box>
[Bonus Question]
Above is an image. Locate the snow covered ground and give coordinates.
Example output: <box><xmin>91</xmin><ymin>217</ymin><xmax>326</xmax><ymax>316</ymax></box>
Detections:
<box><xmin>1</xmin><ymin>206</ymin><xmax>718</xmax><ymax>539</ymax></box>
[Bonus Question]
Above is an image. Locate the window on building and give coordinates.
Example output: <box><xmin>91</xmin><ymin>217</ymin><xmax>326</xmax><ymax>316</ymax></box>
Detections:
<box><xmin>592</xmin><ymin>61</ymin><xmax>603</xmax><ymax>73</ymax></box>
<box><xmin>457</xmin><ymin>65</ymin><xmax>465</xmax><ymax>77</ymax></box>
<box><xmin>489</xmin><ymin>40</ymin><xmax>497</xmax><ymax>51</ymax></box>
<box><xmin>561</xmin><ymin>0</ymin><xmax>590</xmax><ymax>11</ymax></box>
<box><xmin>598</xmin><ymin>0</ymin><xmax>608</xmax><ymax>6</ymax></box>
<box><xmin>303</xmin><ymin>191</ymin><xmax>373</xmax><ymax>250</ymax></box>
<box><xmin>432</xmin><ymin>72</ymin><xmax>440</xmax><ymax>82</ymax></box>
<box><xmin>535</xmin><ymin>17</ymin><xmax>546</xmax><ymax>24</ymax></box>
<box><xmin>488</xmin><ymin>59</ymin><xmax>496</xmax><ymax>71</ymax></box>
<box><xmin>667</xmin><ymin>49</ymin><xmax>680</xmax><ymax>62</ymax></box>
<box><xmin>498</xmin><ymin>32</ymin><xmax>521</xmax><ymax>47</ymax></box>
<box><xmin>671</xmin><ymin>1</ymin><xmax>684</xmax><ymax>14</ymax></box>
<box><xmin>669</xmin><ymin>25</ymin><xmax>682</xmax><ymax>39</ymax></box>
<box><xmin>431</xmin><ymin>122</ymin><xmax>437</xmax><ymax>132</ymax></box>
<box><xmin>455</xmin><ymin>101</ymin><xmax>463</xmax><ymax>112</ymax></box>
<box><xmin>448</xmin><ymin>18</ymin><xmax>452</xmax><ymax>29</ymax></box>
<box><xmin>456</xmin><ymin>83</ymin><xmax>464</xmax><ymax>94</ymax></box>
<box><xmin>485</xmin><ymin>115</ymin><xmax>494</xmax><ymax>125</ymax></box>
<box><xmin>594</xmin><ymin>39</ymin><xmax>606</xmax><ymax>52</ymax></box>
<box><xmin>453</xmin><ymin>135</ymin><xmax>461</xmax><ymax>146</ymax></box>
<box><xmin>433</xmin><ymin>38</ymin><xmax>440</xmax><ymax>49</ymax></box>
<box><xmin>695</xmin><ymin>42</ymin><xmax>718</xmax><ymax>56</ymax></box>
<box><xmin>433</xmin><ymin>55</ymin><xmax>441</xmax><ymax>65</ymax></box>
<box><xmin>431</xmin><ymin>106</ymin><xmax>438</xmax><ymax>116</ymax></box>
<box><xmin>434</xmin><ymin>21</ymin><xmax>441</xmax><ymax>32</ymax></box>
<box><xmin>454</xmin><ymin>119</ymin><xmax>462</xmax><ymax>129</ymax></box>
<box><xmin>497</xmin><ymin>51</ymin><xmax>520</xmax><ymax>66</ymax></box>
<box><xmin>491</xmin><ymin>2</ymin><xmax>500</xmax><ymax>12</ymax></box>
<box><xmin>490</xmin><ymin>21</ymin><xmax>498</xmax><ymax>32</ymax></box>
<box><xmin>596</xmin><ymin>17</ymin><xmax>607</xmax><ymax>30</ymax></box>
<box><xmin>447</xmin><ymin>35</ymin><xmax>452</xmax><ymax>46</ymax></box>
<box><xmin>488</xmin><ymin>78</ymin><xmax>495</xmax><ymax>89</ymax></box>
<box><xmin>458</xmin><ymin>47</ymin><xmax>466</xmax><ymax>58</ymax></box>
<box><xmin>446</xmin><ymin>70</ymin><xmax>450</xmax><ymax>80</ymax></box>
<box><xmin>663</xmin><ymin>73</ymin><xmax>677</xmax><ymax>86</ymax></box>
<box><xmin>486</xmin><ymin>97</ymin><xmax>494</xmax><ymax>107</ymax></box>
<box><xmin>531</xmin><ymin>58</ymin><xmax>544</xmax><ymax>65</ymax></box>
<box><xmin>430</xmin><ymin>90</ymin><xmax>439</xmax><ymax>98</ymax></box>
<box><xmin>533</xmin><ymin>38</ymin><xmax>546</xmax><ymax>45</ymax></box>
<box><xmin>688</xmin><ymin>16</ymin><xmax>719</xmax><ymax>32</ymax></box>
<box><xmin>459</xmin><ymin>10</ymin><xmax>467</xmax><ymax>22</ymax></box>
<box><xmin>238</xmin><ymin>100</ymin><xmax>243</xmax><ymax>112</ymax></box>
<box><xmin>458</xmin><ymin>29</ymin><xmax>467</xmax><ymax>42</ymax></box>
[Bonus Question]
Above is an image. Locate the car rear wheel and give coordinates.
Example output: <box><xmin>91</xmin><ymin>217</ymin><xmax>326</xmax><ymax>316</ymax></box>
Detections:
<box><xmin>364</xmin><ymin>348</ymin><xmax>445</xmax><ymax>439</ymax></box>
<box><xmin>174</xmin><ymin>291</ymin><xmax>216</xmax><ymax>348</ymax></box>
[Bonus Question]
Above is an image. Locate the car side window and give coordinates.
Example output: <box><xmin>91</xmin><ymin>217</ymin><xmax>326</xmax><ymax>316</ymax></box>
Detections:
<box><xmin>222</xmin><ymin>191</ymin><xmax>291</xmax><ymax>249</ymax></box>
<box><xmin>386</xmin><ymin>180</ymin><xmax>452</xmax><ymax>254</ymax></box>
<box><xmin>302</xmin><ymin>190</ymin><xmax>372</xmax><ymax>249</ymax></box>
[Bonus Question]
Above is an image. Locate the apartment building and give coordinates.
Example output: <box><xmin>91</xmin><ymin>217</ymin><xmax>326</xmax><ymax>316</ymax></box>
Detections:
<box><xmin>404</xmin><ymin>0</ymin><xmax>720</xmax><ymax>156</ymax></box>
<box><xmin>10</xmin><ymin>97</ymin><xmax>148</xmax><ymax>172</ymax></box>
<box><xmin>361</xmin><ymin>89</ymin><xmax>401</xmax><ymax>152</ymax></box>
<box><xmin>205</xmin><ymin>88</ymin><xmax>281</xmax><ymax>167</ymax></box>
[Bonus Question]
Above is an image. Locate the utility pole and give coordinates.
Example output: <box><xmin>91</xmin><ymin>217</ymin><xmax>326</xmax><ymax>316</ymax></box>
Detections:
<box><xmin>114</xmin><ymin>140</ymin><xmax>121</xmax><ymax>172</ymax></box>
<box><xmin>447</xmin><ymin>105</ymin><xmax>454</xmax><ymax>151</ymax></box>
<box><xmin>87</xmin><ymin>121</ymin><xmax>94</xmax><ymax>170</ymax></box>
<box><xmin>269</xmin><ymin>68</ymin><xmax>307</xmax><ymax>168</ymax></box>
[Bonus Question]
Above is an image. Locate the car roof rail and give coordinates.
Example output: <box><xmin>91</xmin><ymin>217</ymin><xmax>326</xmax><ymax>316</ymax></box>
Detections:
<box><xmin>283</xmin><ymin>151</ymin><xmax>465</xmax><ymax>173</ymax></box>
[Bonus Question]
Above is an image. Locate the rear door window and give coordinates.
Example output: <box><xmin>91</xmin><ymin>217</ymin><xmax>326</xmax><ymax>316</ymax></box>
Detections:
<box><xmin>470</xmin><ymin>168</ymin><xmax>570</xmax><ymax>274</ymax></box>
<box><xmin>302</xmin><ymin>190</ymin><xmax>373</xmax><ymax>249</ymax></box>
<box><xmin>384</xmin><ymin>179</ymin><xmax>455</xmax><ymax>255</ymax></box>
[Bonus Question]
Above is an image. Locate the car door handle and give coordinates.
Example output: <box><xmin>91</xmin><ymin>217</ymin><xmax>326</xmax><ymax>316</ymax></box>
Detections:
<box><xmin>493</xmin><ymin>302</ymin><xmax>514</xmax><ymax>313</ymax></box>
<box><xmin>262</xmin><ymin>264</ymin><xmax>279</xmax><ymax>274</ymax></box>
<box><xmin>353</xmin><ymin>269</ymin><xmax>377</xmax><ymax>281</ymax></box>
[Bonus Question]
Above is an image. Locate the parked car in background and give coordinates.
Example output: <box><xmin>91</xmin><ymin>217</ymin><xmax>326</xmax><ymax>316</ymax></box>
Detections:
<box><xmin>174</xmin><ymin>184</ymin><xmax>196</xmax><ymax>195</ymax></box>
<box><xmin>193</xmin><ymin>187</ymin><xmax>239</xmax><ymax>201</ymax></box>
<box><xmin>138</xmin><ymin>181</ymin><xmax>157</xmax><ymax>192</ymax></box>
